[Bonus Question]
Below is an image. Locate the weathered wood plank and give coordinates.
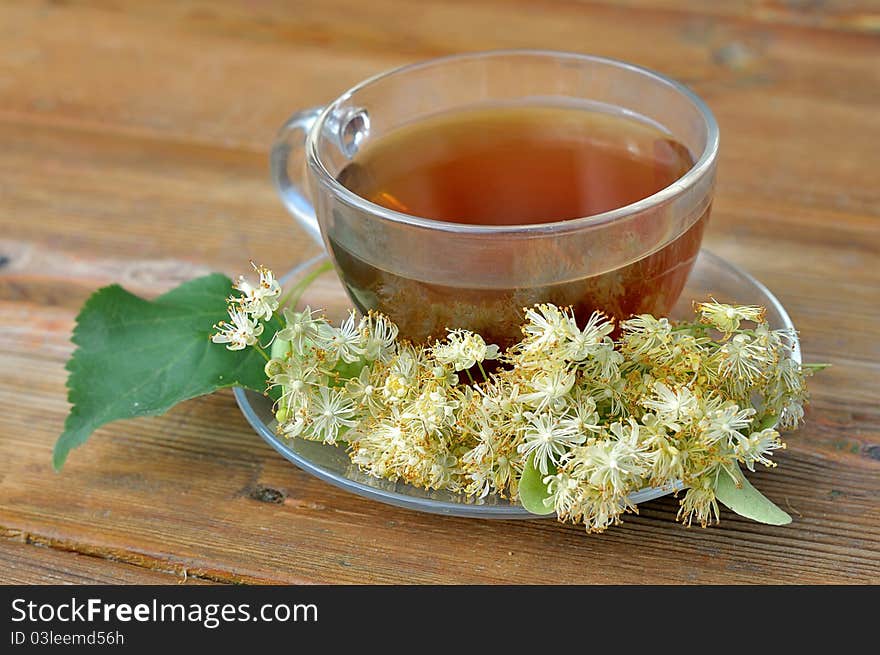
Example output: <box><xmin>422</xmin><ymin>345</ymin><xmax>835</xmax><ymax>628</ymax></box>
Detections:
<box><xmin>1</xmin><ymin>1</ymin><xmax>877</xmax><ymax>149</ymax></box>
<box><xmin>0</xmin><ymin>539</ymin><xmax>207</xmax><ymax>585</ymax></box>
<box><xmin>580</xmin><ymin>0</ymin><xmax>880</xmax><ymax>33</ymax></box>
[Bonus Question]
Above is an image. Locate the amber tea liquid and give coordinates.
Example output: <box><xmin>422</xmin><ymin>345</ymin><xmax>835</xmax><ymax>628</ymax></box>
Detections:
<box><xmin>333</xmin><ymin>105</ymin><xmax>707</xmax><ymax>346</ymax></box>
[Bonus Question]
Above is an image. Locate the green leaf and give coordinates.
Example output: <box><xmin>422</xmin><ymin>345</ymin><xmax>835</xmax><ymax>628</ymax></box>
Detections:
<box><xmin>518</xmin><ymin>453</ymin><xmax>556</xmax><ymax>516</ymax></box>
<box><xmin>54</xmin><ymin>274</ymin><xmax>279</xmax><ymax>470</ymax></box>
<box><xmin>714</xmin><ymin>464</ymin><xmax>792</xmax><ymax>525</ymax></box>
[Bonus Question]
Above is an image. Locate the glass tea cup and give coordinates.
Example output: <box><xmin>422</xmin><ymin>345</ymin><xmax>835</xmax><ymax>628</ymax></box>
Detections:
<box><xmin>271</xmin><ymin>50</ymin><xmax>718</xmax><ymax>348</ymax></box>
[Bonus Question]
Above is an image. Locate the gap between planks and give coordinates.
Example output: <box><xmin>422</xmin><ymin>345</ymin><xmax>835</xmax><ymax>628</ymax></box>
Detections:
<box><xmin>0</xmin><ymin>527</ymin><xmax>274</xmax><ymax>585</ymax></box>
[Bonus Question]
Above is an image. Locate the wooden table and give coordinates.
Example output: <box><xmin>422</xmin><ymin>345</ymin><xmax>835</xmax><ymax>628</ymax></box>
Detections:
<box><xmin>1</xmin><ymin>0</ymin><xmax>878</xmax><ymax>585</ymax></box>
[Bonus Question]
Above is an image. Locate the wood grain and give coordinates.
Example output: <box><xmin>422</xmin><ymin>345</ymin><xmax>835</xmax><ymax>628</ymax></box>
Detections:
<box><xmin>0</xmin><ymin>539</ymin><xmax>205</xmax><ymax>585</ymax></box>
<box><xmin>0</xmin><ymin>0</ymin><xmax>878</xmax><ymax>584</ymax></box>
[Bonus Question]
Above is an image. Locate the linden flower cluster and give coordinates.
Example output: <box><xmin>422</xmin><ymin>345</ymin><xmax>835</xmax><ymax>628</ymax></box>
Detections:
<box><xmin>214</xmin><ymin>265</ymin><xmax>816</xmax><ymax>533</ymax></box>
<box><xmin>211</xmin><ymin>263</ymin><xmax>281</xmax><ymax>350</ymax></box>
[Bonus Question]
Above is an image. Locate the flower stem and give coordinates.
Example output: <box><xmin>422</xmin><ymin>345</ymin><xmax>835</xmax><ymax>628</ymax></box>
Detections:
<box><xmin>476</xmin><ymin>361</ymin><xmax>489</xmax><ymax>382</ymax></box>
<box><xmin>254</xmin><ymin>343</ymin><xmax>271</xmax><ymax>362</ymax></box>
<box><xmin>277</xmin><ymin>261</ymin><xmax>335</xmax><ymax>313</ymax></box>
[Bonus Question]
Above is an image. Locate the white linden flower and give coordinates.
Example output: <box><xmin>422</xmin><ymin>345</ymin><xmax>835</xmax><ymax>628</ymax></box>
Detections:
<box><xmin>521</xmin><ymin>304</ymin><xmax>579</xmax><ymax>354</ymax></box>
<box><xmin>563</xmin><ymin>311</ymin><xmax>614</xmax><ymax>362</ymax></box>
<box><xmin>752</xmin><ymin>323</ymin><xmax>786</xmax><ymax>354</ymax></box>
<box><xmin>697</xmin><ymin>300</ymin><xmax>765</xmax><ymax>334</ymax></box>
<box><xmin>518</xmin><ymin>413</ymin><xmax>586</xmax><ymax>474</ymax></box>
<box><xmin>431</xmin><ymin>333</ymin><xmax>465</xmax><ymax>370</ymax></box>
<box><xmin>621</xmin><ymin>314</ymin><xmax>673</xmax><ymax>357</ymax></box>
<box><xmin>641</xmin><ymin>383</ymin><xmax>698</xmax><ymax>431</ymax></box>
<box><xmin>476</xmin><ymin>380</ymin><xmax>518</xmax><ymax>415</ymax></box>
<box><xmin>267</xmin><ymin>358</ymin><xmax>321</xmax><ymax>412</ymax></box>
<box><xmin>572</xmin><ymin>421</ymin><xmax>651</xmax><ymax>493</ymax></box>
<box><xmin>641</xmin><ymin>417</ymin><xmax>685</xmax><ymax>483</ymax></box>
<box><xmin>579</xmin><ymin>491</ymin><xmax>630</xmax><ymax>533</ymax></box>
<box><xmin>317</xmin><ymin>310</ymin><xmax>363</xmax><ymax>364</ymax></box>
<box><xmin>234</xmin><ymin>263</ymin><xmax>281</xmax><ymax>321</ymax></box>
<box><xmin>778</xmin><ymin>400</ymin><xmax>805</xmax><ymax>430</ymax></box>
<box><xmin>694</xmin><ymin>392</ymin><xmax>726</xmax><ymax>421</ymax></box>
<box><xmin>589</xmin><ymin>340</ymin><xmax>624</xmax><ymax>380</ymax></box>
<box><xmin>560</xmin><ymin>392</ymin><xmax>602</xmax><ymax>436</ymax></box>
<box><xmin>777</xmin><ymin>357</ymin><xmax>805</xmax><ymax>394</ymax></box>
<box><xmin>307</xmin><ymin>387</ymin><xmax>357</xmax><ymax>444</ymax></box>
<box><xmin>493</xmin><ymin>453</ymin><xmax>517</xmax><ymax>496</ymax></box>
<box><xmin>426</xmin><ymin>453</ymin><xmax>459</xmax><ymax>490</ymax></box>
<box><xmin>276</xmin><ymin>306</ymin><xmax>323</xmax><ymax>354</ymax></box>
<box><xmin>460</xmin><ymin>414</ymin><xmax>495</xmax><ymax>467</ymax></box>
<box><xmin>211</xmin><ymin>307</ymin><xmax>263</xmax><ymax>350</ymax></box>
<box><xmin>432</xmin><ymin>330</ymin><xmax>499</xmax><ymax>371</ymax></box>
<box><xmin>720</xmin><ymin>333</ymin><xmax>769</xmax><ymax>384</ymax></box>
<box><xmin>402</xmin><ymin>386</ymin><xmax>458</xmax><ymax>435</ymax></box>
<box><xmin>588</xmin><ymin>376</ymin><xmax>627</xmax><ymax>417</ymax></box>
<box><xmin>519</xmin><ymin>368</ymin><xmax>576</xmax><ymax>410</ymax></box>
<box><xmin>382</xmin><ymin>347</ymin><xmax>419</xmax><ymax>404</ymax></box>
<box><xmin>702</xmin><ymin>403</ymin><xmax>756</xmax><ymax>446</ymax></box>
<box><xmin>677</xmin><ymin>479</ymin><xmax>720</xmax><ymax>527</ymax></box>
<box><xmin>344</xmin><ymin>365</ymin><xmax>384</xmax><ymax>414</ymax></box>
<box><xmin>431</xmin><ymin>364</ymin><xmax>459</xmax><ymax>387</ymax></box>
<box><xmin>359</xmin><ymin>313</ymin><xmax>398</xmax><ymax>362</ymax></box>
<box><xmin>736</xmin><ymin>428</ymin><xmax>785</xmax><ymax>471</ymax></box>
<box><xmin>280</xmin><ymin>414</ymin><xmax>308</xmax><ymax>439</ymax></box>
<box><xmin>545</xmin><ymin>472</ymin><xmax>580</xmax><ymax>516</ymax></box>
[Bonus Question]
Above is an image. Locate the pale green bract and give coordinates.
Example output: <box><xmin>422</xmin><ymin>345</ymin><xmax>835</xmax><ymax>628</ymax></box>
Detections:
<box><xmin>714</xmin><ymin>464</ymin><xmax>792</xmax><ymax>525</ymax></box>
<box><xmin>518</xmin><ymin>454</ymin><xmax>556</xmax><ymax>516</ymax></box>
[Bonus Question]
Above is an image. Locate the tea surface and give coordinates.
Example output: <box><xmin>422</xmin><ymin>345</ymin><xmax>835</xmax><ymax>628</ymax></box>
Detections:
<box><xmin>338</xmin><ymin>105</ymin><xmax>693</xmax><ymax>225</ymax></box>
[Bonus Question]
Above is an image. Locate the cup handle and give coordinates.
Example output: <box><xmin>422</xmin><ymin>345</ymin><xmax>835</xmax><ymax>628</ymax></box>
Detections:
<box><xmin>270</xmin><ymin>107</ymin><xmax>325</xmax><ymax>247</ymax></box>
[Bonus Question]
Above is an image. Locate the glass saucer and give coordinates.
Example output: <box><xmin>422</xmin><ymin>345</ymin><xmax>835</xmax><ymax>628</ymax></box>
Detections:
<box><xmin>233</xmin><ymin>250</ymin><xmax>799</xmax><ymax>518</ymax></box>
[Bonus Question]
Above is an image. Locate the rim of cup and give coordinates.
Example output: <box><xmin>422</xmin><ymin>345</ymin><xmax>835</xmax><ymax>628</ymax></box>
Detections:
<box><xmin>305</xmin><ymin>48</ymin><xmax>719</xmax><ymax>235</ymax></box>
